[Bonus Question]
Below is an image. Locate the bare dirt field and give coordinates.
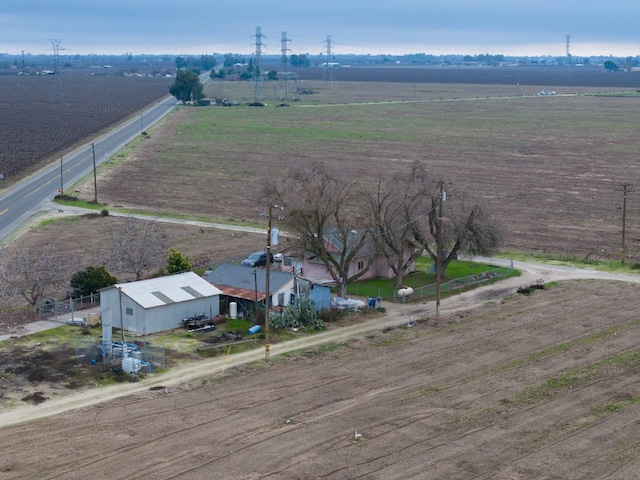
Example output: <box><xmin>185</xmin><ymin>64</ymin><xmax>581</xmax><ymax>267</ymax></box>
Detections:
<box><xmin>2</xmin><ymin>278</ymin><xmax>640</xmax><ymax>479</ymax></box>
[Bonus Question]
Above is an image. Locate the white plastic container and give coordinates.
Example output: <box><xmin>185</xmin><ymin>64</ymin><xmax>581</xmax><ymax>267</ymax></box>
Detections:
<box><xmin>122</xmin><ymin>357</ymin><xmax>141</xmax><ymax>374</ymax></box>
<box><xmin>230</xmin><ymin>302</ymin><xmax>238</xmax><ymax>319</ymax></box>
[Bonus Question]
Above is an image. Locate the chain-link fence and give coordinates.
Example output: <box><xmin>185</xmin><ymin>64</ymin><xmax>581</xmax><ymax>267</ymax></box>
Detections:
<box><xmin>75</xmin><ymin>335</ymin><xmax>165</xmax><ymax>371</ymax></box>
<box><xmin>39</xmin><ymin>293</ymin><xmax>101</xmax><ymax>319</ymax></box>
<box><xmin>346</xmin><ymin>266</ymin><xmax>514</xmax><ymax>304</ymax></box>
<box><xmin>392</xmin><ymin>267</ymin><xmax>513</xmax><ymax>303</ymax></box>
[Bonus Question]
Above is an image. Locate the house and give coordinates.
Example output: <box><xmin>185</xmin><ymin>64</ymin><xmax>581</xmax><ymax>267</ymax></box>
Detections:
<box><xmin>279</xmin><ymin>227</ymin><xmax>417</xmax><ymax>284</ymax></box>
<box><xmin>204</xmin><ymin>263</ymin><xmax>296</xmax><ymax>318</ymax></box>
<box><xmin>100</xmin><ymin>272</ymin><xmax>222</xmax><ymax>336</ymax></box>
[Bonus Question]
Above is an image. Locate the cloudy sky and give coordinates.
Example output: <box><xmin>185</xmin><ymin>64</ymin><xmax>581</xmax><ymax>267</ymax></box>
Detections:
<box><xmin>1</xmin><ymin>1</ymin><xmax>638</xmax><ymax>57</ymax></box>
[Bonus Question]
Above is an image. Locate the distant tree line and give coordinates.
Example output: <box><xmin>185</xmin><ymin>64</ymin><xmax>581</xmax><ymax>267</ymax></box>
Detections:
<box><xmin>174</xmin><ymin>54</ymin><xmax>217</xmax><ymax>74</ymax></box>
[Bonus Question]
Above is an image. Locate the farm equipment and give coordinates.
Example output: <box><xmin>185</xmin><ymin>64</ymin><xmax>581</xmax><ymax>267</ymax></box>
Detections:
<box><xmin>182</xmin><ymin>313</ymin><xmax>216</xmax><ymax>332</ymax></box>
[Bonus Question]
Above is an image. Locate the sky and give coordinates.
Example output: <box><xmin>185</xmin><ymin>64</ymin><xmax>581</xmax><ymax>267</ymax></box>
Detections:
<box><xmin>1</xmin><ymin>1</ymin><xmax>638</xmax><ymax>57</ymax></box>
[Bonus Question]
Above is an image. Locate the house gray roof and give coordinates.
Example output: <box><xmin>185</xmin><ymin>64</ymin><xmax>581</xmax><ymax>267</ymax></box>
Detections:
<box><xmin>109</xmin><ymin>272</ymin><xmax>222</xmax><ymax>309</ymax></box>
<box><xmin>204</xmin><ymin>263</ymin><xmax>295</xmax><ymax>293</ymax></box>
<box><xmin>323</xmin><ymin>227</ymin><xmax>376</xmax><ymax>257</ymax></box>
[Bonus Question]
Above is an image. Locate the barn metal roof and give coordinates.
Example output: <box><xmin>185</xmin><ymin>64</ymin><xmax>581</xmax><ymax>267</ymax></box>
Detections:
<box><xmin>215</xmin><ymin>285</ymin><xmax>266</xmax><ymax>302</ymax></box>
<box><xmin>113</xmin><ymin>272</ymin><xmax>222</xmax><ymax>309</ymax></box>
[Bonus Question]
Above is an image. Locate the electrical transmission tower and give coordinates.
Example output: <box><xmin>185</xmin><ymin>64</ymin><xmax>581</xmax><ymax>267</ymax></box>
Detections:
<box><xmin>278</xmin><ymin>31</ymin><xmax>298</xmax><ymax>101</ymax></box>
<box><xmin>564</xmin><ymin>34</ymin><xmax>572</xmax><ymax>78</ymax></box>
<box><xmin>253</xmin><ymin>27</ymin><xmax>266</xmax><ymax>101</ymax></box>
<box><xmin>280</xmin><ymin>32</ymin><xmax>290</xmax><ymax>74</ymax></box>
<box><xmin>322</xmin><ymin>35</ymin><xmax>335</xmax><ymax>84</ymax></box>
<box><xmin>50</xmin><ymin>38</ymin><xmax>65</xmax><ymax>102</ymax></box>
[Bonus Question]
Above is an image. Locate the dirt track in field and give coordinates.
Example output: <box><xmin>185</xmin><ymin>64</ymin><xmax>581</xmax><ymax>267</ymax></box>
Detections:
<box><xmin>2</xmin><ymin>263</ymin><xmax>640</xmax><ymax>479</ymax></box>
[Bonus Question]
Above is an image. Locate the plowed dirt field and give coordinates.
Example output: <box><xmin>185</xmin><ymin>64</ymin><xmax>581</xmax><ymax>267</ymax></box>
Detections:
<box><xmin>2</xmin><ymin>274</ymin><xmax>640</xmax><ymax>479</ymax></box>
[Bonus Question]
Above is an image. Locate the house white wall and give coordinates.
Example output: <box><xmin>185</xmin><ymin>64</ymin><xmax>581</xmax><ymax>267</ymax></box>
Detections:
<box><xmin>269</xmin><ymin>278</ymin><xmax>295</xmax><ymax>308</ymax></box>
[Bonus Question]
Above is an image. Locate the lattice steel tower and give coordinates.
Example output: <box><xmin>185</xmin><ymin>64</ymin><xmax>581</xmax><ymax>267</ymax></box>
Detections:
<box><xmin>279</xmin><ymin>31</ymin><xmax>297</xmax><ymax>101</ymax></box>
<box><xmin>564</xmin><ymin>34</ymin><xmax>572</xmax><ymax>78</ymax></box>
<box><xmin>280</xmin><ymin>31</ymin><xmax>290</xmax><ymax>74</ymax></box>
<box><xmin>322</xmin><ymin>35</ymin><xmax>335</xmax><ymax>84</ymax></box>
<box><xmin>253</xmin><ymin>27</ymin><xmax>266</xmax><ymax>101</ymax></box>
<box><xmin>50</xmin><ymin>39</ymin><xmax>65</xmax><ymax>102</ymax></box>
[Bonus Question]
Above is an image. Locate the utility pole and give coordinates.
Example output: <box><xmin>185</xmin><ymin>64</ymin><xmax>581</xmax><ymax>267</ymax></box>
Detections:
<box><xmin>264</xmin><ymin>204</ymin><xmax>273</xmax><ymax>362</ymax></box>
<box><xmin>92</xmin><ymin>143</ymin><xmax>98</xmax><ymax>204</ymax></box>
<box><xmin>620</xmin><ymin>183</ymin><xmax>630</xmax><ymax>265</ymax></box>
<box><xmin>59</xmin><ymin>156</ymin><xmax>64</xmax><ymax>195</ymax></box>
<box><xmin>436</xmin><ymin>180</ymin><xmax>445</xmax><ymax>316</ymax></box>
<box><xmin>253</xmin><ymin>269</ymin><xmax>258</xmax><ymax>321</ymax></box>
<box><xmin>264</xmin><ymin>204</ymin><xmax>282</xmax><ymax>362</ymax></box>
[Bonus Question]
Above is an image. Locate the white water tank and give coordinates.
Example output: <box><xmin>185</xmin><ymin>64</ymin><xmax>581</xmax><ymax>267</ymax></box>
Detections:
<box><xmin>397</xmin><ymin>287</ymin><xmax>414</xmax><ymax>297</ymax></box>
<box><xmin>122</xmin><ymin>357</ymin><xmax>141</xmax><ymax>374</ymax></box>
<box><xmin>230</xmin><ymin>302</ymin><xmax>238</xmax><ymax>319</ymax></box>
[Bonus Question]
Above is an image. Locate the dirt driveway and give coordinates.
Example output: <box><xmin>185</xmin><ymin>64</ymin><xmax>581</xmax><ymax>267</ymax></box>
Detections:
<box><xmin>1</xmin><ymin>262</ymin><xmax>640</xmax><ymax>479</ymax></box>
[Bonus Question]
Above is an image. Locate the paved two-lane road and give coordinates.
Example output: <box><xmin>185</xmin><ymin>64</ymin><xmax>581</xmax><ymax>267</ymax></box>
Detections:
<box><xmin>0</xmin><ymin>95</ymin><xmax>177</xmax><ymax>242</ymax></box>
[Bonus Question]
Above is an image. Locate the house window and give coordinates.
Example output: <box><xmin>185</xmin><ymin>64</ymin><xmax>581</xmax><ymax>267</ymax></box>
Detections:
<box><xmin>278</xmin><ymin>292</ymin><xmax>285</xmax><ymax>306</ymax></box>
<box><xmin>125</xmin><ymin>307</ymin><xmax>133</xmax><ymax>316</ymax></box>
<box><xmin>358</xmin><ymin>261</ymin><xmax>364</xmax><ymax>270</ymax></box>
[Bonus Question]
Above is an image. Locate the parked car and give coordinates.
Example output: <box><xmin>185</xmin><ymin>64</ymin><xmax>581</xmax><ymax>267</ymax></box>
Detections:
<box><xmin>241</xmin><ymin>251</ymin><xmax>274</xmax><ymax>267</ymax></box>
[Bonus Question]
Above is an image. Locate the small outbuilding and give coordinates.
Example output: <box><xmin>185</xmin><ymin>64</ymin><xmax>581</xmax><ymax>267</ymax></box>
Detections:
<box><xmin>204</xmin><ymin>264</ymin><xmax>296</xmax><ymax>318</ymax></box>
<box><xmin>100</xmin><ymin>272</ymin><xmax>222</xmax><ymax>335</ymax></box>
<box><xmin>295</xmin><ymin>277</ymin><xmax>332</xmax><ymax>312</ymax></box>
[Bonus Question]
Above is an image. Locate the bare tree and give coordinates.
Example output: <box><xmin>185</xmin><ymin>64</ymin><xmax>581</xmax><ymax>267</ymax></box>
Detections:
<box><xmin>0</xmin><ymin>241</ymin><xmax>71</xmax><ymax>309</ymax></box>
<box><xmin>366</xmin><ymin>161</ymin><xmax>503</xmax><ymax>282</ymax></box>
<box><xmin>106</xmin><ymin>216</ymin><xmax>169</xmax><ymax>280</ymax></box>
<box><xmin>412</xmin><ymin>176</ymin><xmax>504</xmax><ymax>279</ymax></box>
<box><xmin>280</xmin><ymin>162</ymin><xmax>374</xmax><ymax>298</ymax></box>
<box><xmin>365</xmin><ymin>170</ymin><xmax>425</xmax><ymax>288</ymax></box>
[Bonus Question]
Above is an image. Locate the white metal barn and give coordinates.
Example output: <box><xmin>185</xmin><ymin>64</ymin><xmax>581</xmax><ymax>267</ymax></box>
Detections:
<box><xmin>100</xmin><ymin>272</ymin><xmax>222</xmax><ymax>335</ymax></box>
